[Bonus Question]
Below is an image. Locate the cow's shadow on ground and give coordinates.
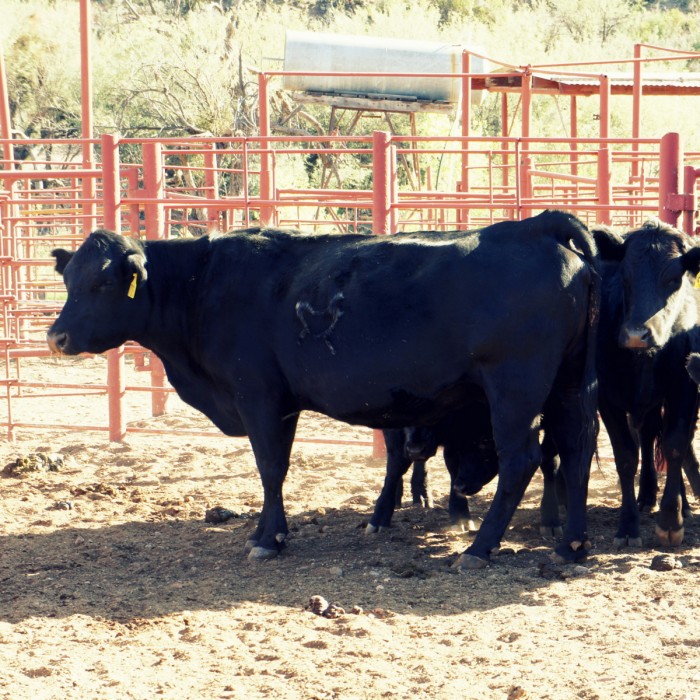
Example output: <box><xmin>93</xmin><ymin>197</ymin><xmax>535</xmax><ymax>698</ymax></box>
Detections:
<box><xmin>2</xmin><ymin>492</ymin><xmax>697</xmax><ymax>625</ymax></box>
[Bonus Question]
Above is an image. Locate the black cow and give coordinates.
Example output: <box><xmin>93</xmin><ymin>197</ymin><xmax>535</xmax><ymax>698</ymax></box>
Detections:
<box><xmin>374</xmin><ymin>405</ymin><xmax>566</xmax><ymax>539</ymax></box>
<box><xmin>46</xmin><ymin>210</ymin><xmax>599</xmax><ymax>568</ymax></box>
<box><xmin>374</xmin><ymin>405</ymin><xmax>496</xmax><ymax>534</ymax></box>
<box><xmin>594</xmin><ymin>220</ymin><xmax>700</xmax><ymax>547</ymax></box>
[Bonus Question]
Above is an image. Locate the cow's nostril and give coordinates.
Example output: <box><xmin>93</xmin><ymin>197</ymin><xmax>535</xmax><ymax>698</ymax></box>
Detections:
<box><xmin>47</xmin><ymin>330</ymin><xmax>69</xmax><ymax>354</ymax></box>
<box><xmin>621</xmin><ymin>326</ymin><xmax>652</xmax><ymax>349</ymax></box>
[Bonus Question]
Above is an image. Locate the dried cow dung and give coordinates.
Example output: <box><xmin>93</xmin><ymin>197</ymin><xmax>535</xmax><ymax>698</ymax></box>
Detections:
<box><xmin>204</xmin><ymin>506</ymin><xmax>239</xmax><ymax>524</ymax></box>
<box><xmin>3</xmin><ymin>453</ymin><xmax>65</xmax><ymax>477</ymax></box>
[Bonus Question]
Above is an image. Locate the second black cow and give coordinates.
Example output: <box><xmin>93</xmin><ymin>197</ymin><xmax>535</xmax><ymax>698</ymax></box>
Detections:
<box><xmin>594</xmin><ymin>220</ymin><xmax>700</xmax><ymax>547</ymax></box>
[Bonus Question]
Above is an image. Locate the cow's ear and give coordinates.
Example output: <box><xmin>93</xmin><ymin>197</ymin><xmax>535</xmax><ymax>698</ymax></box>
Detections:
<box><xmin>52</xmin><ymin>248</ymin><xmax>74</xmax><ymax>275</ymax></box>
<box><xmin>681</xmin><ymin>245</ymin><xmax>700</xmax><ymax>276</ymax></box>
<box><xmin>124</xmin><ymin>250</ymin><xmax>148</xmax><ymax>298</ymax></box>
<box><xmin>592</xmin><ymin>226</ymin><xmax>625</xmax><ymax>262</ymax></box>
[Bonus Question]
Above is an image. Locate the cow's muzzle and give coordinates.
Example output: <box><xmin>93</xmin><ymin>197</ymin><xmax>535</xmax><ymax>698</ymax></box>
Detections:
<box><xmin>619</xmin><ymin>325</ymin><xmax>654</xmax><ymax>350</ymax></box>
<box><xmin>47</xmin><ymin>330</ymin><xmax>69</xmax><ymax>355</ymax></box>
<box><xmin>405</xmin><ymin>442</ymin><xmax>435</xmax><ymax>461</ymax></box>
<box><xmin>453</xmin><ymin>479</ymin><xmax>480</xmax><ymax>498</ymax></box>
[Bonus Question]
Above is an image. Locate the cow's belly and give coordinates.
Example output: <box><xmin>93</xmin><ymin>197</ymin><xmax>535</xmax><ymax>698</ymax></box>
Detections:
<box><xmin>295</xmin><ymin>369</ymin><xmax>482</xmax><ymax>429</ymax></box>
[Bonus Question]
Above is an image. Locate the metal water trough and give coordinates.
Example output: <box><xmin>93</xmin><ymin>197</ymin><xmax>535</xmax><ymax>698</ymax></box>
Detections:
<box><xmin>283</xmin><ymin>30</ymin><xmax>486</xmax><ymax>111</ymax></box>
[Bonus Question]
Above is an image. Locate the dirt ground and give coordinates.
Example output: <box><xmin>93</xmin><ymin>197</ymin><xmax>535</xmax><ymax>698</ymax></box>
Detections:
<box><xmin>1</xmin><ymin>356</ymin><xmax>700</xmax><ymax>700</ymax></box>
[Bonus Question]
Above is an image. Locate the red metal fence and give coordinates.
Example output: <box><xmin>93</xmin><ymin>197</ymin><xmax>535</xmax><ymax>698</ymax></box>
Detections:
<box><xmin>1</xmin><ymin>124</ymin><xmax>699</xmax><ymax>443</ymax></box>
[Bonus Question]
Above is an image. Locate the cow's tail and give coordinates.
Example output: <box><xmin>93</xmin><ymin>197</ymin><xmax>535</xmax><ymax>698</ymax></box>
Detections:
<box><xmin>541</xmin><ymin>211</ymin><xmax>602</xmax><ymax>475</ymax></box>
<box><xmin>569</xmin><ymin>217</ymin><xmax>601</xmax><ymax>477</ymax></box>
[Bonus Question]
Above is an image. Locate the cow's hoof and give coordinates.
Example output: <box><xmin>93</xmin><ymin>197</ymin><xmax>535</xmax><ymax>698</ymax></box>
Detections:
<box><xmin>613</xmin><ymin>535</ymin><xmax>643</xmax><ymax>549</ymax></box>
<box><xmin>539</xmin><ymin>525</ymin><xmax>563</xmax><ymax>539</ymax></box>
<box><xmin>445</xmin><ymin>519</ymin><xmax>477</xmax><ymax>534</ymax></box>
<box><xmin>452</xmin><ymin>553</ymin><xmax>489</xmax><ymax>570</ymax></box>
<box><xmin>552</xmin><ymin>539</ymin><xmax>591</xmax><ymax>563</ymax></box>
<box><xmin>411</xmin><ymin>495</ymin><xmax>434</xmax><ymax>509</ymax></box>
<box><xmin>243</xmin><ymin>538</ymin><xmax>257</xmax><ymax>554</ymax></box>
<box><xmin>655</xmin><ymin>524</ymin><xmax>684</xmax><ymax>547</ymax></box>
<box><xmin>365</xmin><ymin>523</ymin><xmax>382</xmax><ymax>534</ymax></box>
<box><xmin>247</xmin><ymin>545</ymin><xmax>279</xmax><ymax>561</ymax></box>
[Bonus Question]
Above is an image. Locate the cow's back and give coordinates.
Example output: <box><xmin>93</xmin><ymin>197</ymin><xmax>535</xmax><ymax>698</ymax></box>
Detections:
<box><xmin>193</xmin><ymin>221</ymin><xmax>593</xmax><ymax>426</ymax></box>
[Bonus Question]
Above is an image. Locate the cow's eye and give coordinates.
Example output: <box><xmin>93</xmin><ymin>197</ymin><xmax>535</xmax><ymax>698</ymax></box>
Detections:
<box><xmin>666</xmin><ymin>275</ymin><xmax>682</xmax><ymax>292</ymax></box>
<box><xmin>660</xmin><ymin>269</ymin><xmax>682</xmax><ymax>292</ymax></box>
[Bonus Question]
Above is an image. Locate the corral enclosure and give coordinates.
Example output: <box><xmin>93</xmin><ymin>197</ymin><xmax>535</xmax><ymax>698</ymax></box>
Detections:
<box><xmin>2</xmin><ymin>31</ymin><xmax>700</xmax><ymax>699</ymax></box>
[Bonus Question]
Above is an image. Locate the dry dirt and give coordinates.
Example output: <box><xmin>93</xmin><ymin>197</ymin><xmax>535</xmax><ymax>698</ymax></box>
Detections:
<box><xmin>1</xmin><ymin>356</ymin><xmax>700</xmax><ymax>700</ymax></box>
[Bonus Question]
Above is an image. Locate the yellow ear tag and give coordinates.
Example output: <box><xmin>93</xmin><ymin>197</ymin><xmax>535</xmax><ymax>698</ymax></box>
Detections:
<box><xmin>695</xmin><ymin>272</ymin><xmax>700</xmax><ymax>289</ymax></box>
<box><xmin>127</xmin><ymin>273</ymin><xmax>138</xmax><ymax>298</ymax></box>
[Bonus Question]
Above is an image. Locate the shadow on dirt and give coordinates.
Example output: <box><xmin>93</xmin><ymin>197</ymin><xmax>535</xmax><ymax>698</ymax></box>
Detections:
<box><xmin>2</xmin><ymin>489</ymin><xmax>697</xmax><ymax>625</ymax></box>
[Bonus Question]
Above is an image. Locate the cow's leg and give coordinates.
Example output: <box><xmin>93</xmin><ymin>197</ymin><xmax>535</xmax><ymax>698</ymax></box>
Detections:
<box><xmin>680</xmin><ymin>478</ymin><xmax>692</xmax><ymax>519</ymax></box>
<box><xmin>447</xmin><ymin>489</ymin><xmax>474</xmax><ymax>531</ymax></box>
<box><xmin>455</xmin><ymin>426</ymin><xmax>541</xmax><ymax>568</ymax></box>
<box><xmin>443</xmin><ymin>445</ymin><xmax>475</xmax><ymax>531</ymax></box>
<box><xmin>544</xmin><ymin>392</ymin><xmax>596</xmax><ymax>563</ymax></box>
<box><xmin>244</xmin><ymin>410</ymin><xmax>299</xmax><ymax>560</ymax></box>
<box><xmin>539</xmin><ymin>428</ymin><xmax>563</xmax><ymax>538</ymax></box>
<box><xmin>656</xmin><ymin>389</ymin><xmax>697</xmax><ymax>546</ymax></box>
<box><xmin>410</xmin><ymin>459</ymin><xmax>433</xmax><ymax>508</ymax></box>
<box><xmin>637</xmin><ymin>410</ymin><xmax>660</xmax><ymax>513</ymax></box>
<box><xmin>454</xmin><ymin>390</ymin><xmax>543</xmax><ymax>569</ymax></box>
<box><xmin>368</xmin><ymin>430</ymin><xmax>413</xmax><ymax>532</ymax></box>
<box><xmin>682</xmin><ymin>444</ymin><xmax>700</xmax><ymax>499</ymax></box>
<box><xmin>599</xmin><ymin>400</ymin><xmax>642</xmax><ymax>548</ymax></box>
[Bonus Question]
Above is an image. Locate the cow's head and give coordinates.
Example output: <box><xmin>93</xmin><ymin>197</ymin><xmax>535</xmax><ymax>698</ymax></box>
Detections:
<box><xmin>47</xmin><ymin>230</ymin><xmax>148</xmax><ymax>355</ymax></box>
<box><xmin>403</xmin><ymin>426</ymin><xmax>439</xmax><ymax>461</ymax></box>
<box><xmin>445</xmin><ymin>432</ymin><xmax>499</xmax><ymax>497</ymax></box>
<box><xmin>594</xmin><ymin>221</ymin><xmax>700</xmax><ymax>351</ymax></box>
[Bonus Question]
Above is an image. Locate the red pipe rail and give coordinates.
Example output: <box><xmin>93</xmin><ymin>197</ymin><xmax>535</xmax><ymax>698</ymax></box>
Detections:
<box><xmin>0</xmin><ymin>129</ymin><xmax>698</xmax><ymax>445</ymax></box>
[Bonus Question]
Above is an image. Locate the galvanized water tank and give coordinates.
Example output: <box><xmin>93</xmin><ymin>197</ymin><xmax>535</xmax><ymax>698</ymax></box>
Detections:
<box><xmin>283</xmin><ymin>30</ymin><xmax>484</xmax><ymax>104</ymax></box>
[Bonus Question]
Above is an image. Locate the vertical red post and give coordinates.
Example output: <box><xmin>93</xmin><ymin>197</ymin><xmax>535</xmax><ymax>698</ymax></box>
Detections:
<box><xmin>658</xmin><ymin>132</ymin><xmax>682</xmax><ymax>226</ymax></box>
<box><xmin>518</xmin><ymin>71</ymin><xmax>533</xmax><ymax>220</ymax></box>
<box><xmin>0</xmin><ymin>42</ymin><xmax>13</xmax><ymax>170</ymax></box>
<box><xmin>371</xmin><ymin>130</ymin><xmax>393</xmax><ymax>456</ymax></box>
<box><xmin>204</xmin><ymin>143</ymin><xmax>220</xmax><ymax>233</ymax></box>
<box><xmin>79</xmin><ymin>0</ymin><xmax>97</xmax><ymax>233</ymax></box>
<box><xmin>596</xmin><ymin>149</ymin><xmax>612</xmax><ymax>225</ymax></box>
<box><xmin>595</xmin><ymin>76</ymin><xmax>612</xmax><ymax>225</ymax></box>
<box><xmin>570</xmin><ymin>96</ymin><xmax>578</xmax><ymax>177</ymax></box>
<box><xmin>142</xmin><ymin>140</ymin><xmax>168</xmax><ymax>416</ymax></box>
<box><xmin>101</xmin><ymin>134</ymin><xmax>127</xmax><ymax>441</ymax></box>
<box><xmin>459</xmin><ymin>51</ymin><xmax>471</xmax><ymax>225</ymax></box>
<box><xmin>631</xmin><ymin>44</ymin><xmax>642</xmax><ymax>186</ymax></box>
<box><xmin>107</xmin><ymin>346</ymin><xmax>126</xmax><ymax>442</ymax></box>
<box><xmin>372</xmin><ymin>130</ymin><xmax>392</xmax><ymax>236</ymax></box>
<box><xmin>258</xmin><ymin>72</ymin><xmax>274</xmax><ymax>226</ymax></box>
<box><xmin>125</xmin><ymin>167</ymin><xmax>141</xmax><ymax>235</ymax></box>
<box><xmin>142</xmin><ymin>141</ymin><xmax>165</xmax><ymax>239</ymax></box>
<box><xmin>501</xmin><ymin>93</ymin><xmax>510</xmax><ymax>214</ymax></box>
<box><xmin>599</xmin><ymin>74</ymin><xmax>610</xmax><ymax>142</ymax></box>
<box><xmin>683</xmin><ymin>165</ymin><xmax>697</xmax><ymax>236</ymax></box>
<box><xmin>101</xmin><ymin>134</ymin><xmax>121</xmax><ymax>232</ymax></box>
